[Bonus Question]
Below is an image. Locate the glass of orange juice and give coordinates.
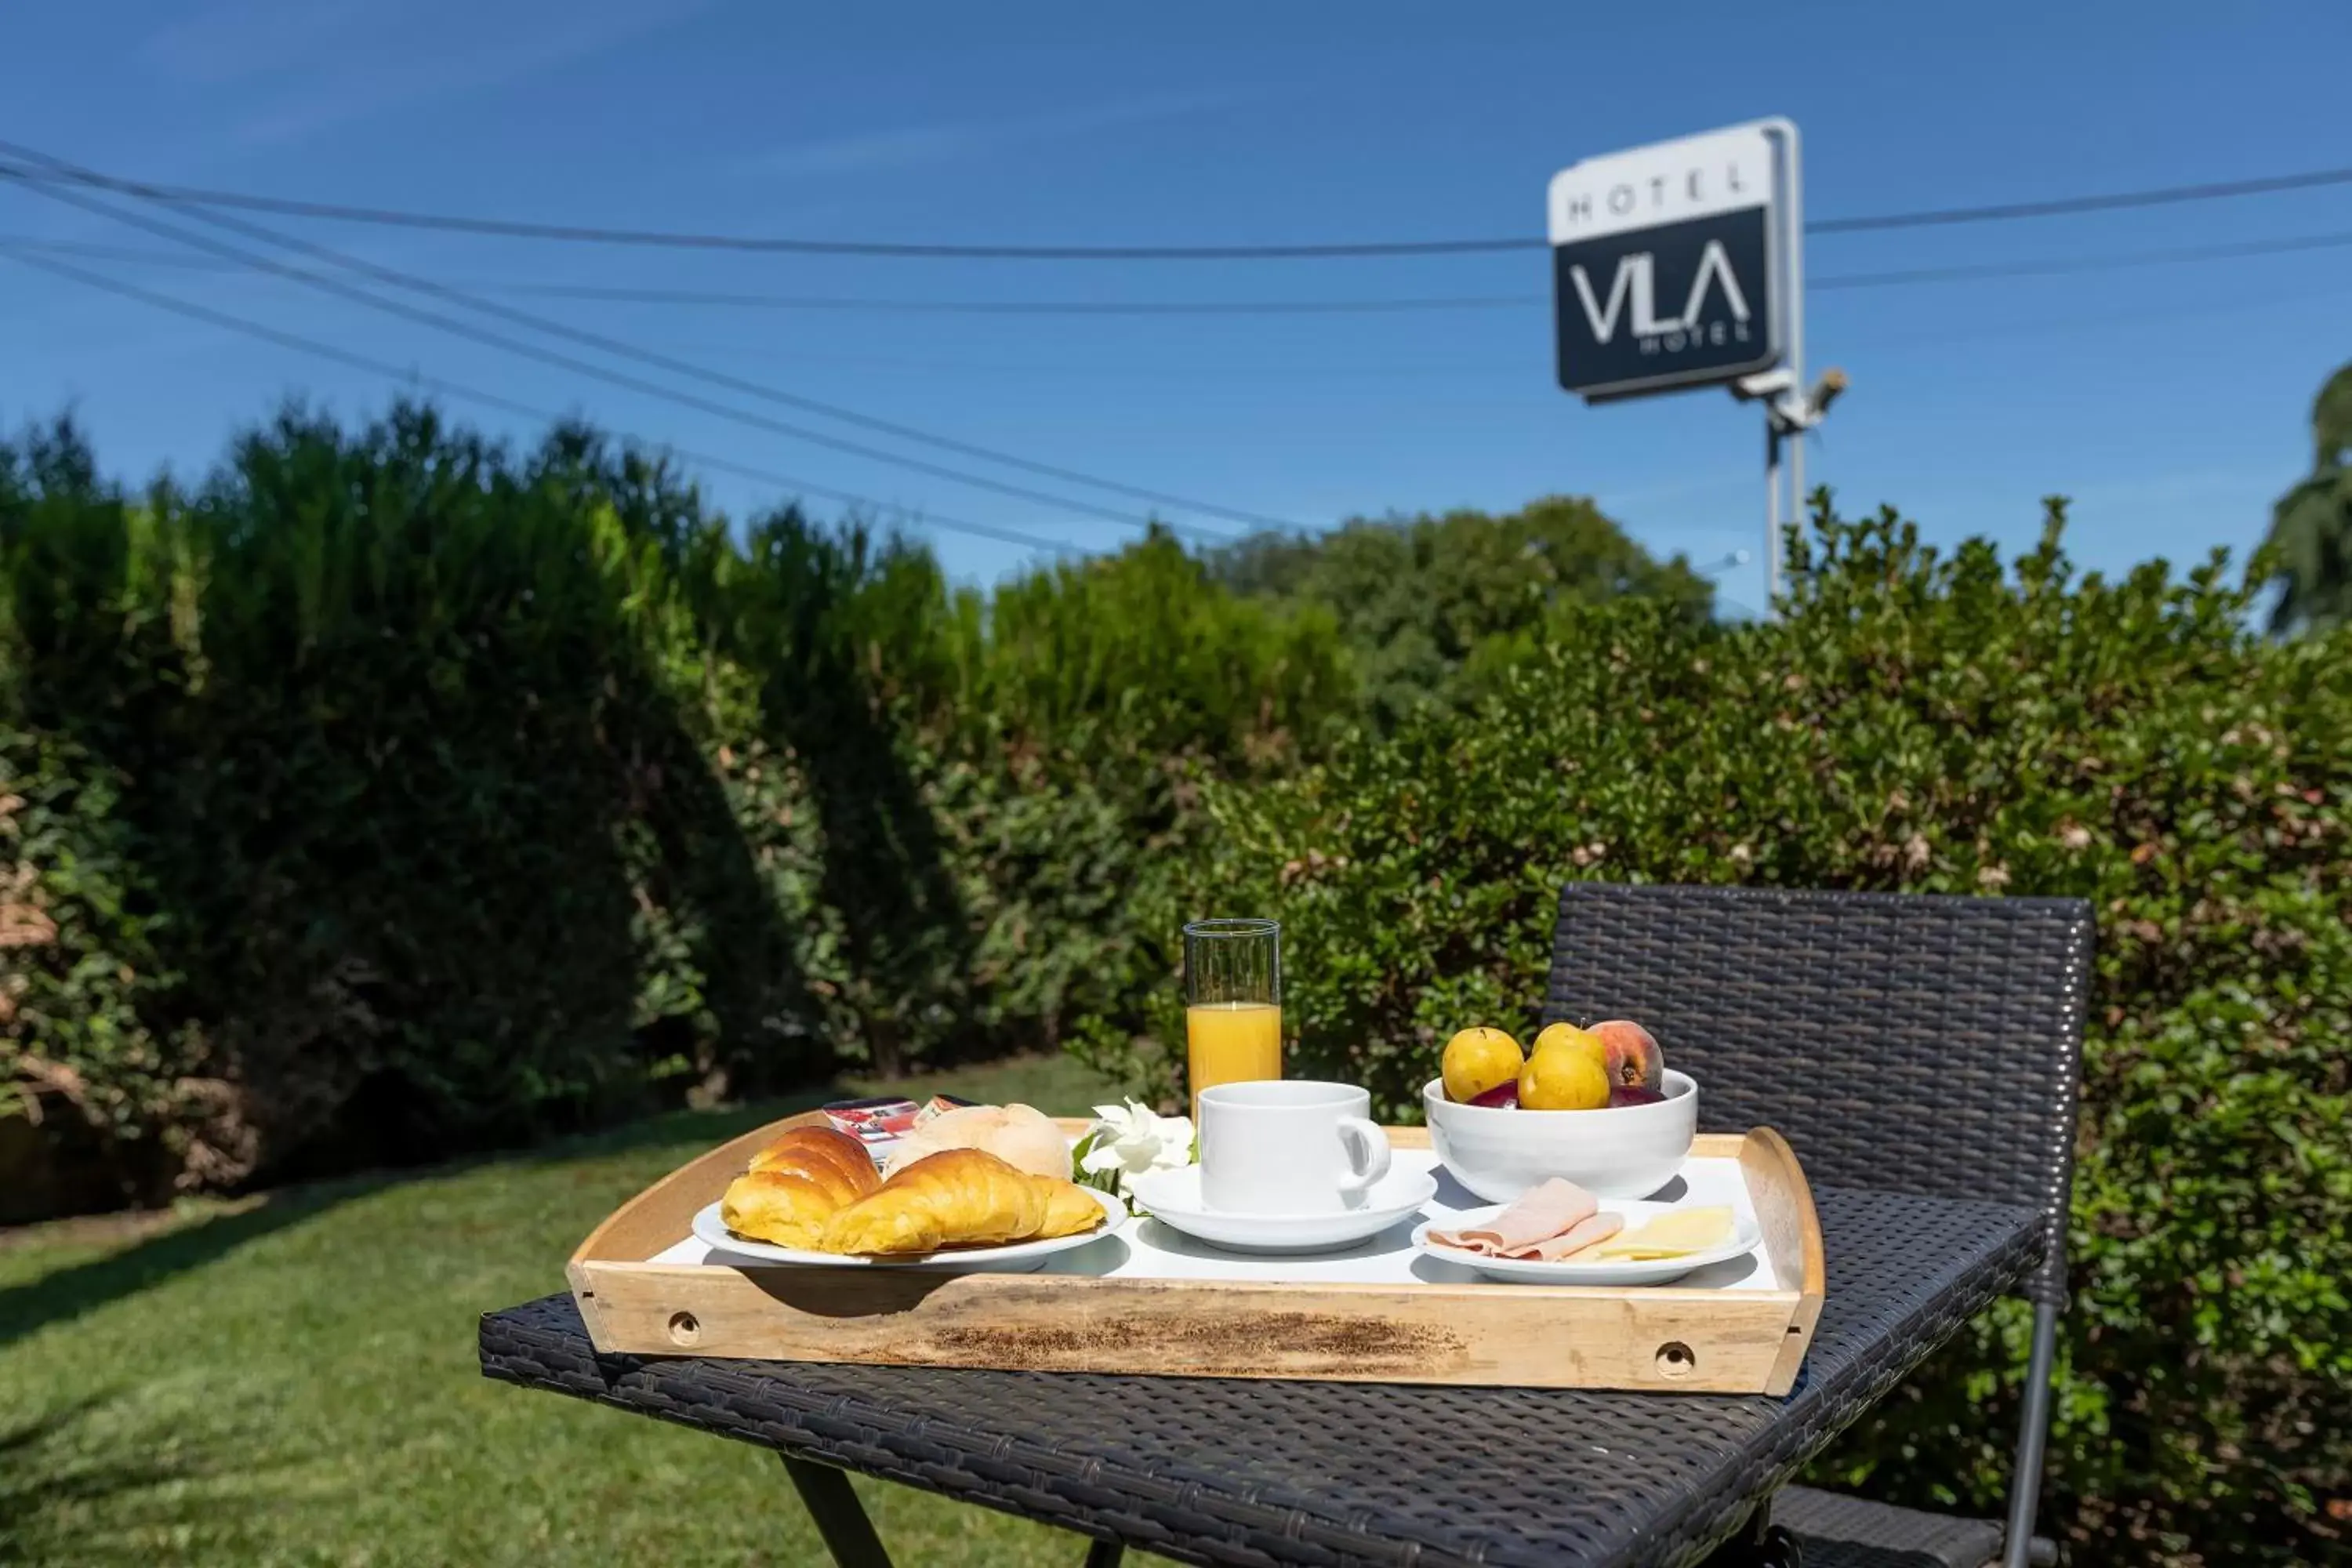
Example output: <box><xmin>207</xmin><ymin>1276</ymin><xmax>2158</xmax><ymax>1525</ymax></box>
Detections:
<box><xmin>1183</xmin><ymin>918</ymin><xmax>1283</xmax><ymax>1122</ymax></box>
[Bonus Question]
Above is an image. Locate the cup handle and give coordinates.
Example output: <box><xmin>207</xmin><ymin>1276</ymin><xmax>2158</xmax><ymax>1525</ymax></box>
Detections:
<box><xmin>1334</xmin><ymin>1116</ymin><xmax>1392</xmax><ymax>1193</ymax></box>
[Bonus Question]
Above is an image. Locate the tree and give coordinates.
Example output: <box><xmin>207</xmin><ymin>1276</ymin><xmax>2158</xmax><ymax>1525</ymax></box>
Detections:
<box><xmin>1207</xmin><ymin>496</ymin><xmax>1713</xmax><ymax>724</ymax></box>
<box><xmin>2261</xmin><ymin>361</ymin><xmax>2352</xmax><ymax>634</ymax></box>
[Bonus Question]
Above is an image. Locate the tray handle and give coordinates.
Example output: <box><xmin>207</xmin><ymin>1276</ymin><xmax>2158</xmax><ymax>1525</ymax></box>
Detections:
<box><xmin>1740</xmin><ymin>1126</ymin><xmax>1825</xmax><ymax>1396</ymax></box>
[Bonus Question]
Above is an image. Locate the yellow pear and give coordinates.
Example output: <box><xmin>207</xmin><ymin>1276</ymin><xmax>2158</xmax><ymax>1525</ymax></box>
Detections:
<box><xmin>1519</xmin><ymin>1036</ymin><xmax>1611</xmax><ymax>1110</ymax></box>
<box><xmin>1440</xmin><ymin>1027</ymin><xmax>1524</xmax><ymax>1104</ymax></box>
<box><xmin>1530</xmin><ymin>1022</ymin><xmax>1606</xmax><ymax>1065</ymax></box>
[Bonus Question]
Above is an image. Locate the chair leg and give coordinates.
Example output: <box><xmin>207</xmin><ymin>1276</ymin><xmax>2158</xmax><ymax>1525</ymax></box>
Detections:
<box><xmin>2002</xmin><ymin>1300</ymin><xmax>2062</xmax><ymax>1568</ymax></box>
<box><xmin>1081</xmin><ymin>1538</ymin><xmax>1126</xmax><ymax>1568</ymax></box>
<box><xmin>782</xmin><ymin>1454</ymin><xmax>895</xmax><ymax>1568</ymax></box>
<box><xmin>1698</xmin><ymin>1501</ymin><xmax>1802</xmax><ymax>1566</ymax></box>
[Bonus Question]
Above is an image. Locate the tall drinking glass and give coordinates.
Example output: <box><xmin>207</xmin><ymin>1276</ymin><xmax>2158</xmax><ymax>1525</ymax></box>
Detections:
<box><xmin>1183</xmin><ymin>918</ymin><xmax>1283</xmax><ymax>1123</ymax></box>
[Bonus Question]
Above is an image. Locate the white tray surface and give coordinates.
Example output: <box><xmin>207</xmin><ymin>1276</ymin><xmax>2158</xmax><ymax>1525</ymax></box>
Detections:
<box><xmin>648</xmin><ymin>1149</ymin><xmax>1783</xmax><ymax>1293</ymax></box>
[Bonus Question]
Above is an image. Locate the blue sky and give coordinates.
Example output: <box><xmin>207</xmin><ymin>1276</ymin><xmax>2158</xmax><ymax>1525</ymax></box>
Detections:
<box><xmin>3</xmin><ymin>1</ymin><xmax>2348</xmax><ymax>615</ymax></box>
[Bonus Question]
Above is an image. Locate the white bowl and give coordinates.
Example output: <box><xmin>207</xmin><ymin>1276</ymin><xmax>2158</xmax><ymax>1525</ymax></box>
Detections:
<box><xmin>1422</xmin><ymin>1069</ymin><xmax>1699</xmax><ymax>1202</ymax></box>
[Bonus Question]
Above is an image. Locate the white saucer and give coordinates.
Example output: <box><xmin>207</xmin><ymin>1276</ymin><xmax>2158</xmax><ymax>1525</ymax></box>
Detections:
<box><xmin>689</xmin><ymin>1186</ymin><xmax>1124</xmax><ymax>1272</ymax></box>
<box><xmin>1126</xmin><ymin>1166</ymin><xmax>1438</xmax><ymax>1254</ymax></box>
<box><xmin>1411</xmin><ymin>1199</ymin><xmax>1762</xmax><ymax>1286</ymax></box>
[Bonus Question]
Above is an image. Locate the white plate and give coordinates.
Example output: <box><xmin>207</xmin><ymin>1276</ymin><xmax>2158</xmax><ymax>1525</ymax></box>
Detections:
<box><xmin>689</xmin><ymin>1186</ymin><xmax>1126</xmax><ymax>1272</ymax></box>
<box><xmin>1411</xmin><ymin>1199</ymin><xmax>1763</xmax><ymax>1286</ymax></box>
<box><xmin>1127</xmin><ymin>1165</ymin><xmax>1438</xmax><ymax>1254</ymax></box>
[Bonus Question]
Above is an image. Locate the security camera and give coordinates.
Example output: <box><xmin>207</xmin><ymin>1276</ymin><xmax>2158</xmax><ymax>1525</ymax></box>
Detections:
<box><xmin>1730</xmin><ymin>369</ymin><xmax>1795</xmax><ymax>401</ymax></box>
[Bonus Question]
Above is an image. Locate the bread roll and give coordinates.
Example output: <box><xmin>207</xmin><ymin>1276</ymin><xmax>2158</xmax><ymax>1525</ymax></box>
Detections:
<box><xmin>880</xmin><ymin>1102</ymin><xmax>1068</xmax><ymax>1181</ymax></box>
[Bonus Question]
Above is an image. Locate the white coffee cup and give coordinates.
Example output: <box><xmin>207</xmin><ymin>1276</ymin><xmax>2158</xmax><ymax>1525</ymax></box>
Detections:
<box><xmin>1196</xmin><ymin>1080</ymin><xmax>1392</xmax><ymax>1214</ymax></box>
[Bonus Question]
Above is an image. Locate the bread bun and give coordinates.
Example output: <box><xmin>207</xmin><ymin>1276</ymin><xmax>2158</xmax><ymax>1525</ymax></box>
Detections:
<box><xmin>880</xmin><ymin>1102</ymin><xmax>1068</xmax><ymax>1181</ymax></box>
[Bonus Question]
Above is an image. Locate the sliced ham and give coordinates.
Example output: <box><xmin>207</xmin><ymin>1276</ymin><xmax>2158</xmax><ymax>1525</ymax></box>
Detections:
<box><xmin>1428</xmin><ymin>1178</ymin><xmax>1598</xmax><ymax>1256</ymax></box>
<box><xmin>1518</xmin><ymin>1211</ymin><xmax>1624</xmax><ymax>1261</ymax></box>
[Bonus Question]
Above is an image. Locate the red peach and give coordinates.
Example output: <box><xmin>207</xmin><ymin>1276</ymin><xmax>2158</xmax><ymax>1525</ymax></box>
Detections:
<box><xmin>1589</xmin><ymin>1019</ymin><xmax>1664</xmax><ymax>1094</ymax></box>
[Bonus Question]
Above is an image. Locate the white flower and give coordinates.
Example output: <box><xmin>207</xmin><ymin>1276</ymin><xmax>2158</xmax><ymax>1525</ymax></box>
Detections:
<box><xmin>1076</xmin><ymin>1098</ymin><xmax>1194</xmax><ymax>1207</ymax></box>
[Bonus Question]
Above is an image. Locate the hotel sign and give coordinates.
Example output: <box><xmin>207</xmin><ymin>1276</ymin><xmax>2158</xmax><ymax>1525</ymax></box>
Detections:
<box><xmin>1549</xmin><ymin>122</ymin><xmax>1793</xmax><ymax>401</ymax></box>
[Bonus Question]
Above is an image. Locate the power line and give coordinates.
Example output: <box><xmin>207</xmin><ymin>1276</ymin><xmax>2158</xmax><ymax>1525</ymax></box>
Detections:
<box><xmin>0</xmin><ymin>237</ymin><xmax>246</xmax><ymax>269</ymax></box>
<box><xmin>1810</xmin><ymin>228</ymin><xmax>2352</xmax><ymax>289</ymax></box>
<box><xmin>0</xmin><ymin>143</ymin><xmax>1284</xmax><ymax>535</ymax></box>
<box><xmin>7</xmin><ymin>225</ymin><xmax>2351</xmax><ymax>318</ymax></box>
<box><xmin>1806</xmin><ymin>165</ymin><xmax>2352</xmax><ymax>234</ymax></box>
<box><xmin>0</xmin><ymin>240</ymin><xmax>1529</xmax><ymax>310</ymax></box>
<box><xmin>2</xmin><ymin>249</ymin><xmax>1093</xmax><ymax>557</ymax></box>
<box><xmin>300</xmin><ymin>226</ymin><xmax>2352</xmax><ymax>307</ymax></box>
<box><xmin>0</xmin><ymin>158</ymin><xmax>1249</xmax><ymax>545</ymax></box>
<box><xmin>25</xmin><ymin>173</ymin><xmax>1528</xmax><ymax>258</ymax></box>
<box><xmin>499</xmin><ymin>283</ymin><xmax>1538</xmax><ymax>315</ymax></box>
<box><xmin>16</xmin><ymin>154</ymin><xmax>2350</xmax><ymax>259</ymax></box>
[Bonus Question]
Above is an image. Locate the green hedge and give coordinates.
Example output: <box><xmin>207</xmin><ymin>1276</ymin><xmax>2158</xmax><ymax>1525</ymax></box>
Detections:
<box><xmin>0</xmin><ymin>407</ymin><xmax>1351</xmax><ymax>1203</ymax></box>
<box><xmin>1073</xmin><ymin>502</ymin><xmax>2351</xmax><ymax>1564</ymax></box>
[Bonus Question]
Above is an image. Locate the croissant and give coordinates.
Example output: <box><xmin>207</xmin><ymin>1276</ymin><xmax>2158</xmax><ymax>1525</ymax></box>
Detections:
<box><xmin>720</xmin><ymin>1125</ymin><xmax>880</xmax><ymax>1249</ymax></box>
<box><xmin>819</xmin><ymin>1148</ymin><xmax>1106</xmax><ymax>1256</ymax></box>
<box><xmin>748</xmin><ymin>1125</ymin><xmax>878</xmax><ymax>1187</ymax></box>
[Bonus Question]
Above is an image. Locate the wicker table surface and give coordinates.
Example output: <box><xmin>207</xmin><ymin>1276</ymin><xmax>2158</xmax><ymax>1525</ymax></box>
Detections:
<box><xmin>480</xmin><ymin>1187</ymin><xmax>2038</xmax><ymax>1568</ymax></box>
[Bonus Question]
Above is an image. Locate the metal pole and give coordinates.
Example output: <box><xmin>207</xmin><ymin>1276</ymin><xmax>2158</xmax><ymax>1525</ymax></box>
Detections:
<box><xmin>2002</xmin><ymin>1300</ymin><xmax>2063</xmax><ymax>1568</ymax></box>
<box><xmin>1788</xmin><ymin>420</ymin><xmax>1804</xmax><ymax>537</ymax></box>
<box><xmin>1763</xmin><ymin>420</ymin><xmax>1781</xmax><ymax>605</ymax></box>
<box><xmin>1778</xmin><ymin>120</ymin><xmax>1803</xmax><ymax>590</ymax></box>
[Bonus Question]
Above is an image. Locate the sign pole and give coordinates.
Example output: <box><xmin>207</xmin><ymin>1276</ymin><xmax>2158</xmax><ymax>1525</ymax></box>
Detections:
<box><xmin>1778</xmin><ymin>119</ymin><xmax>1804</xmax><ymax>603</ymax></box>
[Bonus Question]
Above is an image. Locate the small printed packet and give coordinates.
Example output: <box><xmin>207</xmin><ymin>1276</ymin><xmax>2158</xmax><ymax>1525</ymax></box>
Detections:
<box><xmin>822</xmin><ymin>1096</ymin><xmax>921</xmax><ymax>1148</ymax></box>
<box><xmin>913</xmin><ymin>1093</ymin><xmax>979</xmax><ymax>1127</ymax></box>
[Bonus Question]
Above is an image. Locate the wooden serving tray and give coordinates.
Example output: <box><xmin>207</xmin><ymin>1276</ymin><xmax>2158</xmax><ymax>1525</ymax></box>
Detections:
<box><xmin>567</xmin><ymin>1115</ymin><xmax>1824</xmax><ymax>1395</ymax></box>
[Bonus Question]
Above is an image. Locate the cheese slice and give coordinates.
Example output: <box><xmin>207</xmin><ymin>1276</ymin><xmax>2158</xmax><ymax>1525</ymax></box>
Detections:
<box><xmin>1592</xmin><ymin>1206</ymin><xmax>1735</xmax><ymax>1259</ymax></box>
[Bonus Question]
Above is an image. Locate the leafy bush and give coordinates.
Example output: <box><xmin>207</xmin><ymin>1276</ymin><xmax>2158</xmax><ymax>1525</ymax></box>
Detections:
<box><xmin>0</xmin><ymin>405</ymin><xmax>1353</xmax><ymax>1197</ymax></box>
<box><xmin>1076</xmin><ymin>500</ymin><xmax>2351</xmax><ymax>1566</ymax></box>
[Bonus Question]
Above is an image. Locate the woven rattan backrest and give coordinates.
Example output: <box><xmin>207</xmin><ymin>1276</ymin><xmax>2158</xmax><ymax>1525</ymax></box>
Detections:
<box><xmin>1544</xmin><ymin>883</ymin><xmax>2092</xmax><ymax>1305</ymax></box>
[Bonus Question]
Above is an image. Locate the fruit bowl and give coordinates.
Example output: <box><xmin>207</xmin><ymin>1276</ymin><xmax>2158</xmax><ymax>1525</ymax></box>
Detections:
<box><xmin>1422</xmin><ymin>1069</ymin><xmax>1699</xmax><ymax>1202</ymax></box>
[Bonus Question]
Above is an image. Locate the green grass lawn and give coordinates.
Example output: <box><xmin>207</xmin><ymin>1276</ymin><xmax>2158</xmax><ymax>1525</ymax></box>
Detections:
<box><xmin>0</xmin><ymin>1055</ymin><xmax>1131</xmax><ymax>1566</ymax></box>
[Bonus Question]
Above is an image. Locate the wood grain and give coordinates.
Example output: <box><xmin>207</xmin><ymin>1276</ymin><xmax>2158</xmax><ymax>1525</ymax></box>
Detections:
<box><xmin>576</xmin><ymin>1260</ymin><xmax>1800</xmax><ymax>1392</ymax></box>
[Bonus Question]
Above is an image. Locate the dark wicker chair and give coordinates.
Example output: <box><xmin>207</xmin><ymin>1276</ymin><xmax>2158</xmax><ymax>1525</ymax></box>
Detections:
<box><xmin>1545</xmin><ymin>883</ymin><xmax>2092</xmax><ymax>1568</ymax></box>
